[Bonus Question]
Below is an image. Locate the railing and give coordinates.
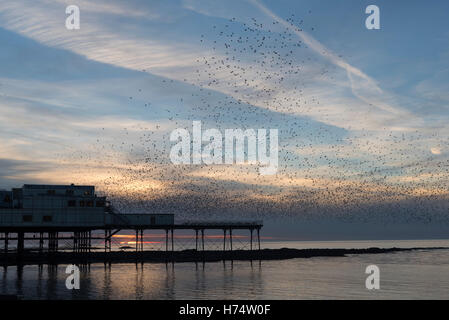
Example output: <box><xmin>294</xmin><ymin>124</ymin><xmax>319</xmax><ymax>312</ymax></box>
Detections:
<box><xmin>180</xmin><ymin>220</ymin><xmax>263</xmax><ymax>226</ymax></box>
<box><xmin>105</xmin><ymin>205</ymin><xmax>130</xmax><ymax>225</ymax></box>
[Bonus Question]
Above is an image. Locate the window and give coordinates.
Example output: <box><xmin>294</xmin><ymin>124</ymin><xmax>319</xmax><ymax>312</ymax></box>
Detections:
<box><xmin>86</xmin><ymin>200</ymin><xmax>94</xmax><ymax>207</ymax></box>
<box><xmin>47</xmin><ymin>190</ymin><xmax>56</xmax><ymax>195</ymax></box>
<box><xmin>150</xmin><ymin>217</ymin><xmax>156</xmax><ymax>225</ymax></box>
<box><xmin>22</xmin><ymin>215</ymin><xmax>32</xmax><ymax>222</ymax></box>
<box><xmin>3</xmin><ymin>195</ymin><xmax>11</xmax><ymax>203</ymax></box>
<box><xmin>66</xmin><ymin>190</ymin><xmax>74</xmax><ymax>196</ymax></box>
<box><xmin>84</xmin><ymin>190</ymin><xmax>92</xmax><ymax>196</ymax></box>
<box><xmin>68</xmin><ymin>200</ymin><xmax>76</xmax><ymax>207</ymax></box>
<box><xmin>79</xmin><ymin>201</ymin><xmax>85</xmax><ymax>207</ymax></box>
<box><xmin>43</xmin><ymin>216</ymin><xmax>52</xmax><ymax>222</ymax></box>
<box><xmin>96</xmin><ymin>201</ymin><xmax>105</xmax><ymax>207</ymax></box>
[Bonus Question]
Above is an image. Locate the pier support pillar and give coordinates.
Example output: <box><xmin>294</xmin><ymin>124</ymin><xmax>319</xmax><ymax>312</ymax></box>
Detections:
<box><xmin>257</xmin><ymin>228</ymin><xmax>260</xmax><ymax>251</ymax></box>
<box><xmin>4</xmin><ymin>232</ymin><xmax>8</xmax><ymax>254</ymax></box>
<box><xmin>201</xmin><ymin>229</ymin><xmax>205</xmax><ymax>251</ymax></box>
<box><xmin>39</xmin><ymin>232</ymin><xmax>44</xmax><ymax>253</ymax></box>
<box><xmin>83</xmin><ymin>231</ymin><xmax>88</xmax><ymax>252</ymax></box>
<box><xmin>140</xmin><ymin>229</ymin><xmax>144</xmax><ymax>251</ymax></box>
<box><xmin>230</xmin><ymin>229</ymin><xmax>233</xmax><ymax>251</ymax></box>
<box><xmin>88</xmin><ymin>231</ymin><xmax>91</xmax><ymax>252</ymax></box>
<box><xmin>195</xmin><ymin>230</ymin><xmax>198</xmax><ymax>251</ymax></box>
<box><xmin>171</xmin><ymin>229</ymin><xmax>174</xmax><ymax>252</ymax></box>
<box><xmin>17</xmin><ymin>232</ymin><xmax>24</xmax><ymax>254</ymax></box>
<box><xmin>165</xmin><ymin>229</ymin><xmax>168</xmax><ymax>252</ymax></box>
<box><xmin>51</xmin><ymin>232</ymin><xmax>59</xmax><ymax>252</ymax></box>
<box><xmin>223</xmin><ymin>229</ymin><xmax>226</xmax><ymax>251</ymax></box>
<box><xmin>250</xmin><ymin>229</ymin><xmax>253</xmax><ymax>251</ymax></box>
<box><xmin>104</xmin><ymin>229</ymin><xmax>112</xmax><ymax>252</ymax></box>
<box><xmin>48</xmin><ymin>232</ymin><xmax>58</xmax><ymax>253</ymax></box>
<box><xmin>74</xmin><ymin>232</ymin><xmax>78</xmax><ymax>252</ymax></box>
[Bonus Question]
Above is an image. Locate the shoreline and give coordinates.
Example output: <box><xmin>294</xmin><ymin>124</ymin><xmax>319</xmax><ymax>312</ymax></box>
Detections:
<box><xmin>1</xmin><ymin>247</ymin><xmax>448</xmax><ymax>266</ymax></box>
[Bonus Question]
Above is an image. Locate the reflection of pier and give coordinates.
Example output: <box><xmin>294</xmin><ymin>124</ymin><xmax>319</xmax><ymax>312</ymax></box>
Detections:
<box><xmin>0</xmin><ymin>184</ymin><xmax>263</xmax><ymax>256</ymax></box>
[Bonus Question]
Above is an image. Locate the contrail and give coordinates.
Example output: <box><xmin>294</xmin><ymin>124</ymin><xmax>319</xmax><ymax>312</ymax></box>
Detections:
<box><xmin>249</xmin><ymin>0</ymin><xmax>412</xmax><ymax>117</ymax></box>
<box><xmin>249</xmin><ymin>0</ymin><xmax>376</xmax><ymax>85</ymax></box>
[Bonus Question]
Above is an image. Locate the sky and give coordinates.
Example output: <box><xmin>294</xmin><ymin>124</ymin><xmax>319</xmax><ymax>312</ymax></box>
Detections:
<box><xmin>0</xmin><ymin>0</ymin><xmax>448</xmax><ymax>239</ymax></box>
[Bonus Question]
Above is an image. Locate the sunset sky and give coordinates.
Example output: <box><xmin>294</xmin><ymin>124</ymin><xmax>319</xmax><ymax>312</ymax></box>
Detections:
<box><xmin>0</xmin><ymin>0</ymin><xmax>448</xmax><ymax>239</ymax></box>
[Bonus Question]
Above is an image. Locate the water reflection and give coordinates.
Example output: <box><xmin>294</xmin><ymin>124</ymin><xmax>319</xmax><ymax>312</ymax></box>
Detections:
<box><xmin>1</xmin><ymin>266</ymin><xmax>7</xmax><ymax>293</ymax></box>
<box><xmin>102</xmin><ymin>263</ymin><xmax>111</xmax><ymax>300</ymax></box>
<box><xmin>46</xmin><ymin>265</ymin><xmax>58</xmax><ymax>299</ymax></box>
<box><xmin>0</xmin><ymin>260</ymin><xmax>263</xmax><ymax>300</ymax></box>
<box><xmin>1</xmin><ymin>249</ymin><xmax>449</xmax><ymax>299</ymax></box>
<box><xmin>165</xmin><ymin>262</ymin><xmax>176</xmax><ymax>299</ymax></box>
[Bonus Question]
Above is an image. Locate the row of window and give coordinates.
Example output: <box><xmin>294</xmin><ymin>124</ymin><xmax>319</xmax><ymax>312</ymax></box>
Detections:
<box><xmin>23</xmin><ymin>215</ymin><xmax>52</xmax><ymax>222</ymax></box>
<box><xmin>47</xmin><ymin>190</ymin><xmax>92</xmax><ymax>196</ymax></box>
<box><xmin>67</xmin><ymin>200</ymin><xmax>105</xmax><ymax>208</ymax></box>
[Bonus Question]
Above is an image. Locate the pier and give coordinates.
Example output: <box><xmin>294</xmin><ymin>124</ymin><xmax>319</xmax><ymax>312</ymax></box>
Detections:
<box><xmin>0</xmin><ymin>221</ymin><xmax>263</xmax><ymax>255</ymax></box>
<box><xmin>0</xmin><ymin>184</ymin><xmax>263</xmax><ymax>258</ymax></box>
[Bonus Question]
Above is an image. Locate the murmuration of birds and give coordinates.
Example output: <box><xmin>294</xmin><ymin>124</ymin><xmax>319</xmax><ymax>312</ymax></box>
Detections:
<box><xmin>61</xmin><ymin>13</ymin><xmax>449</xmax><ymax>225</ymax></box>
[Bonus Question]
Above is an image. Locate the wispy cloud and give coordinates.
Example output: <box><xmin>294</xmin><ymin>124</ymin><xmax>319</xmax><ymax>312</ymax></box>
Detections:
<box><xmin>0</xmin><ymin>0</ymin><xmax>448</xmax><ymax>223</ymax></box>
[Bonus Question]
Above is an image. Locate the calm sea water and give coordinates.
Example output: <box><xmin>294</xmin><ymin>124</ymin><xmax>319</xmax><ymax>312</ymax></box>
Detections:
<box><xmin>1</xmin><ymin>239</ymin><xmax>449</xmax><ymax>300</ymax></box>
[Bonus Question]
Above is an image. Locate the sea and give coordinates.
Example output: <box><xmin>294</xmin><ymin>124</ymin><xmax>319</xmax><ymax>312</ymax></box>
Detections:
<box><xmin>1</xmin><ymin>239</ymin><xmax>449</xmax><ymax>300</ymax></box>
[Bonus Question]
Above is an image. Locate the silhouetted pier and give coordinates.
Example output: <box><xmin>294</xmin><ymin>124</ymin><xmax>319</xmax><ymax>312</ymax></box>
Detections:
<box><xmin>0</xmin><ymin>184</ymin><xmax>263</xmax><ymax>261</ymax></box>
<box><xmin>0</xmin><ymin>221</ymin><xmax>263</xmax><ymax>255</ymax></box>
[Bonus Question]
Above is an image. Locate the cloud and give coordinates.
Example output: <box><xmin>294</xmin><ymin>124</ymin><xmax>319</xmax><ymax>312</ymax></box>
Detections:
<box><xmin>1</xmin><ymin>1</ymin><xmax>448</xmax><ymax>225</ymax></box>
<box><xmin>430</xmin><ymin>147</ymin><xmax>442</xmax><ymax>155</ymax></box>
<box><xmin>0</xmin><ymin>1</ymin><xmax>200</xmax><ymax>70</ymax></box>
<box><xmin>0</xmin><ymin>0</ymin><xmax>406</xmax><ymax>131</ymax></box>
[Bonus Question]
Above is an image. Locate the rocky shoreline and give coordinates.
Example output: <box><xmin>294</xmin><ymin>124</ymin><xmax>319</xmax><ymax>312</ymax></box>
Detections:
<box><xmin>1</xmin><ymin>247</ymin><xmax>448</xmax><ymax>266</ymax></box>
